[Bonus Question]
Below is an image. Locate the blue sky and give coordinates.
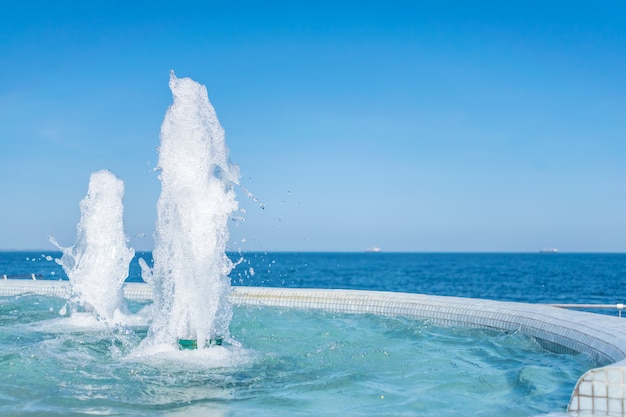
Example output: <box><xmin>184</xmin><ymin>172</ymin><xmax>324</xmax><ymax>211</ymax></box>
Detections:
<box><xmin>1</xmin><ymin>1</ymin><xmax>625</xmax><ymax>252</ymax></box>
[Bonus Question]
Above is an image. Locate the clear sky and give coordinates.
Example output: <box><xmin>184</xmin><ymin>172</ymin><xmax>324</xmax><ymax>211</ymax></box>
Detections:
<box><xmin>1</xmin><ymin>1</ymin><xmax>625</xmax><ymax>252</ymax></box>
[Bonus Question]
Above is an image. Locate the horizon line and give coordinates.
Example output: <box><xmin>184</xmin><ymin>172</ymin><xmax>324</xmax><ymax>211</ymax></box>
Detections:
<box><xmin>1</xmin><ymin>249</ymin><xmax>625</xmax><ymax>255</ymax></box>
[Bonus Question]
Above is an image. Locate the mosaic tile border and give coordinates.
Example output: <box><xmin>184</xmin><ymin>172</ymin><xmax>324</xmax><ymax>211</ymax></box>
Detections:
<box><xmin>1</xmin><ymin>280</ymin><xmax>625</xmax><ymax>415</ymax></box>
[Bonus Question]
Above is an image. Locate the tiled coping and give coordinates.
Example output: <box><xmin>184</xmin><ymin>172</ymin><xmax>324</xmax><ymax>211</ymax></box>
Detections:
<box><xmin>2</xmin><ymin>280</ymin><xmax>626</xmax><ymax>416</ymax></box>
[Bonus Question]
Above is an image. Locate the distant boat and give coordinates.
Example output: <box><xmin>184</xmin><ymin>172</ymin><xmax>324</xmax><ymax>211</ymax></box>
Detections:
<box><xmin>365</xmin><ymin>247</ymin><xmax>381</xmax><ymax>253</ymax></box>
<box><xmin>540</xmin><ymin>248</ymin><xmax>559</xmax><ymax>253</ymax></box>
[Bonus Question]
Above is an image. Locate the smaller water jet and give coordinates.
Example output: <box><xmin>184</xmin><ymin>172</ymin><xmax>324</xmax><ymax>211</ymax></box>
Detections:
<box><xmin>51</xmin><ymin>169</ymin><xmax>135</xmax><ymax>325</ymax></box>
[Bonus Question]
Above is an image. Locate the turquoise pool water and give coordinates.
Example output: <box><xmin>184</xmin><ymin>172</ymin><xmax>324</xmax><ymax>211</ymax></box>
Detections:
<box><xmin>0</xmin><ymin>294</ymin><xmax>595</xmax><ymax>416</ymax></box>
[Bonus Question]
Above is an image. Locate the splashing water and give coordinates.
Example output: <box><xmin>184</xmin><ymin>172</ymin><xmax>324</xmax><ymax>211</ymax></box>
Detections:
<box><xmin>51</xmin><ymin>169</ymin><xmax>135</xmax><ymax>324</ymax></box>
<box><xmin>139</xmin><ymin>71</ymin><xmax>240</xmax><ymax>350</ymax></box>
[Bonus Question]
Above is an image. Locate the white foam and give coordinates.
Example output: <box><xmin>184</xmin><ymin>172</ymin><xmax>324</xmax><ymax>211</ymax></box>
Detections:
<box><xmin>51</xmin><ymin>169</ymin><xmax>135</xmax><ymax>326</ymax></box>
<box><xmin>127</xmin><ymin>339</ymin><xmax>254</xmax><ymax>369</ymax></box>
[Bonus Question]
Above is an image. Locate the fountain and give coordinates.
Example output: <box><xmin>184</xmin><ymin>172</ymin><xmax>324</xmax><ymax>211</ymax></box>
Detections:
<box><xmin>50</xmin><ymin>169</ymin><xmax>135</xmax><ymax>325</ymax></box>
<box><xmin>138</xmin><ymin>71</ymin><xmax>240</xmax><ymax>351</ymax></box>
<box><xmin>0</xmin><ymin>72</ymin><xmax>624</xmax><ymax>416</ymax></box>
<box><xmin>46</xmin><ymin>72</ymin><xmax>239</xmax><ymax>352</ymax></box>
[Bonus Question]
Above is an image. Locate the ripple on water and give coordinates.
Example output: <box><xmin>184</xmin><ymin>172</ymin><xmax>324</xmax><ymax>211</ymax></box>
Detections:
<box><xmin>0</xmin><ymin>297</ymin><xmax>597</xmax><ymax>417</ymax></box>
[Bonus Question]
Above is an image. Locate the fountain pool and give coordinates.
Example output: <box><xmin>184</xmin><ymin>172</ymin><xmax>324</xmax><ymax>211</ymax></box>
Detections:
<box><xmin>0</xmin><ymin>286</ymin><xmax>599</xmax><ymax>417</ymax></box>
<box><xmin>2</xmin><ymin>72</ymin><xmax>625</xmax><ymax>416</ymax></box>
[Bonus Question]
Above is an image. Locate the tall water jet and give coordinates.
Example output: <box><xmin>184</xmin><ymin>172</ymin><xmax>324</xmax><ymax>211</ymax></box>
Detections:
<box><xmin>140</xmin><ymin>71</ymin><xmax>240</xmax><ymax>350</ymax></box>
<box><xmin>51</xmin><ymin>169</ymin><xmax>135</xmax><ymax>323</ymax></box>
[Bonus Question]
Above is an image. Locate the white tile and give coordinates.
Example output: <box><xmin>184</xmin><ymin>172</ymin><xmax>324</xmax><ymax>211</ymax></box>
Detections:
<box><xmin>594</xmin><ymin>397</ymin><xmax>608</xmax><ymax>412</ymax></box>
<box><xmin>608</xmin><ymin>368</ymin><xmax>622</xmax><ymax>384</ymax></box>
<box><xmin>593</xmin><ymin>369</ymin><xmax>607</xmax><ymax>383</ymax></box>
<box><xmin>568</xmin><ymin>396</ymin><xmax>579</xmax><ymax>411</ymax></box>
<box><xmin>608</xmin><ymin>381</ymin><xmax>623</xmax><ymax>399</ymax></box>
<box><xmin>608</xmin><ymin>398</ymin><xmax>622</xmax><ymax>414</ymax></box>
<box><xmin>579</xmin><ymin>380</ymin><xmax>593</xmax><ymax>397</ymax></box>
<box><xmin>593</xmin><ymin>381</ymin><xmax>608</xmax><ymax>398</ymax></box>
<box><xmin>579</xmin><ymin>396</ymin><xmax>593</xmax><ymax>411</ymax></box>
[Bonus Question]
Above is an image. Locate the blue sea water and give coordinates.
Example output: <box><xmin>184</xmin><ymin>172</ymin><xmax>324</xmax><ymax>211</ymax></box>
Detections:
<box><xmin>4</xmin><ymin>251</ymin><xmax>625</xmax><ymax>310</ymax></box>
<box><xmin>232</xmin><ymin>252</ymin><xmax>626</xmax><ymax>306</ymax></box>
<box><xmin>0</xmin><ymin>251</ymin><xmax>622</xmax><ymax>416</ymax></box>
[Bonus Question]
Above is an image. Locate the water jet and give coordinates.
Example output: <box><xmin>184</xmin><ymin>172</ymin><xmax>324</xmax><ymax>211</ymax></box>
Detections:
<box><xmin>49</xmin><ymin>169</ymin><xmax>135</xmax><ymax>325</ymax></box>
<box><xmin>138</xmin><ymin>71</ymin><xmax>239</xmax><ymax>352</ymax></box>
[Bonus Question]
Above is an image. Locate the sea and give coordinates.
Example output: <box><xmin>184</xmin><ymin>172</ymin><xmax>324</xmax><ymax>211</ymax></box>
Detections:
<box><xmin>0</xmin><ymin>251</ymin><xmax>624</xmax><ymax>416</ymax></box>
<box><xmin>3</xmin><ymin>251</ymin><xmax>625</xmax><ymax>312</ymax></box>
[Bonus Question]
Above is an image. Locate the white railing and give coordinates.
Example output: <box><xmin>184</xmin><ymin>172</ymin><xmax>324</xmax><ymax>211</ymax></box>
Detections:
<box><xmin>548</xmin><ymin>303</ymin><xmax>625</xmax><ymax>317</ymax></box>
<box><xmin>2</xmin><ymin>273</ymin><xmax>42</xmax><ymax>280</ymax></box>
